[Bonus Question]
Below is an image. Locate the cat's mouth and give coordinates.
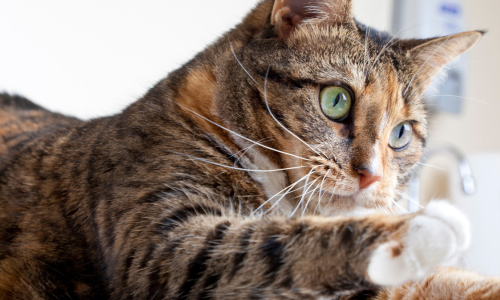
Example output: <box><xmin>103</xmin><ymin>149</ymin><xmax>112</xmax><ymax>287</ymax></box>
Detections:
<box><xmin>285</xmin><ymin>155</ymin><xmax>390</xmax><ymax>213</ymax></box>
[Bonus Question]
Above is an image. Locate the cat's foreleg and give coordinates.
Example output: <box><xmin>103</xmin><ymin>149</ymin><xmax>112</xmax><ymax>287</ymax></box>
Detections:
<box><xmin>114</xmin><ymin>201</ymin><xmax>470</xmax><ymax>299</ymax></box>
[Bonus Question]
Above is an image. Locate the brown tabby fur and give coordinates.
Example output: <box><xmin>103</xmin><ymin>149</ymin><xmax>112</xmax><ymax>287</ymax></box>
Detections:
<box><xmin>0</xmin><ymin>0</ymin><xmax>498</xmax><ymax>299</ymax></box>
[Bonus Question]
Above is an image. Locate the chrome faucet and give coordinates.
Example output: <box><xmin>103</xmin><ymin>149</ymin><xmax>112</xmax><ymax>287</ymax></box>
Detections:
<box><xmin>408</xmin><ymin>145</ymin><xmax>475</xmax><ymax>212</ymax></box>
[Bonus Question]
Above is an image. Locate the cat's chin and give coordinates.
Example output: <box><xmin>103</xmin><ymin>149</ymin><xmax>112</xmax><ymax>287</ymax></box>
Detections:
<box><xmin>315</xmin><ymin>183</ymin><xmax>395</xmax><ymax>213</ymax></box>
<box><xmin>352</xmin><ymin>185</ymin><xmax>396</xmax><ymax>212</ymax></box>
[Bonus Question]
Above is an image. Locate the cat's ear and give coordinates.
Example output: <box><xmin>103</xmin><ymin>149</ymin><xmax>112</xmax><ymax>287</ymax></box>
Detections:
<box><xmin>271</xmin><ymin>0</ymin><xmax>352</xmax><ymax>26</ymax></box>
<box><xmin>402</xmin><ymin>31</ymin><xmax>483</xmax><ymax>83</ymax></box>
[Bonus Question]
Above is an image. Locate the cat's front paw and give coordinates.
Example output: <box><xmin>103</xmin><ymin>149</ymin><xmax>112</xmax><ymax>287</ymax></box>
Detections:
<box><xmin>367</xmin><ymin>201</ymin><xmax>470</xmax><ymax>286</ymax></box>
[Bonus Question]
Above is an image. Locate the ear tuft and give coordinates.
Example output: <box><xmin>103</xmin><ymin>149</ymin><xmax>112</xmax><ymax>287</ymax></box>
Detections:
<box><xmin>271</xmin><ymin>0</ymin><xmax>352</xmax><ymax>26</ymax></box>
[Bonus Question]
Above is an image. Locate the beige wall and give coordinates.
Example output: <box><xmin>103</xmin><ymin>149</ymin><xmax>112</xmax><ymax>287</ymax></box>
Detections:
<box><xmin>419</xmin><ymin>0</ymin><xmax>500</xmax><ymax>203</ymax></box>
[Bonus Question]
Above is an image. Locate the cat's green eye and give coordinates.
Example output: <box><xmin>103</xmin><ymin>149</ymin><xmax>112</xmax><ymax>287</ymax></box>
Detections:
<box><xmin>389</xmin><ymin>121</ymin><xmax>413</xmax><ymax>151</ymax></box>
<box><xmin>320</xmin><ymin>86</ymin><xmax>352</xmax><ymax>121</ymax></box>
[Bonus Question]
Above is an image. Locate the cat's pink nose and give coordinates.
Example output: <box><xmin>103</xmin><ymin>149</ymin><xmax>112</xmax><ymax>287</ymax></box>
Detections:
<box><xmin>358</xmin><ymin>169</ymin><xmax>382</xmax><ymax>190</ymax></box>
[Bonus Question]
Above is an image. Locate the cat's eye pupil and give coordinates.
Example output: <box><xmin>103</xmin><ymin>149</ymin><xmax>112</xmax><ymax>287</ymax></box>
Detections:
<box><xmin>389</xmin><ymin>121</ymin><xmax>413</xmax><ymax>151</ymax></box>
<box><xmin>320</xmin><ymin>86</ymin><xmax>352</xmax><ymax>121</ymax></box>
<box><xmin>399</xmin><ymin>126</ymin><xmax>405</xmax><ymax>139</ymax></box>
<box><xmin>333</xmin><ymin>94</ymin><xmax>341</xmax><ymax>107</ymax></box>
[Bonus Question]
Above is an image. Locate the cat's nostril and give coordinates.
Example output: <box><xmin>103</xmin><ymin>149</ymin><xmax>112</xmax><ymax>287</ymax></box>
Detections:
<box><xmin>358</xmin><ymin>169</ymin><xmax>382</xmax><ymax>190</ymax></box>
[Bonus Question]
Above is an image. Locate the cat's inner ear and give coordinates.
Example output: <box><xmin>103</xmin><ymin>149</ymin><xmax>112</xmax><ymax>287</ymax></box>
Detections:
<box><xmin>271</xmin><ymin>0</ymin><xmax>352</xmax><ymax>26</ymax></box>
<box><xmin>403</xmin><ymin>31</ymin><xmax>483</xmax><ymax>86</ymax></box>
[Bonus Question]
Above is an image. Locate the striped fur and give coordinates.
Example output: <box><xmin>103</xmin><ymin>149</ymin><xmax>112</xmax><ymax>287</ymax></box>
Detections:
<box><xmin>0</xmin><ymin>0</ymin><xmax>496</xmax><ymax>299</ymax></box>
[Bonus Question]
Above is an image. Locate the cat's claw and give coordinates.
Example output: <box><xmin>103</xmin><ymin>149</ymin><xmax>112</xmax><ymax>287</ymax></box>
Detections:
<box><xmin>367</xmin><ymin>201</ymin><xmax>471</xmax><ymax>286</ymax></box>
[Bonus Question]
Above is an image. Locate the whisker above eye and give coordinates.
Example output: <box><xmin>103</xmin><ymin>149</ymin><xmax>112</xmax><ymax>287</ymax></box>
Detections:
<box><xmin>171</xmin><ymin>152</ymin><xmax>308</xmax><ymax>173</ymax></box>
<box><xmin>363</xmin><ymin>26</ymin><xmax>369</xmax><ymax>76</ymax></box>
<box><xmin>228</xmin><ymin>38</ymin><xmax>258</xmax><ymax>85</ymax></box>
<box><xmin>264</xmin><ymin>65</ymin><xmax>328</xmax><ymax>158</ymax></box>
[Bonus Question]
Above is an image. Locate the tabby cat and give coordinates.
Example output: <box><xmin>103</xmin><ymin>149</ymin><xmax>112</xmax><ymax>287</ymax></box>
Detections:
<box><xmin>1</xmin><ymin>0</ymin><xmax>499</xmax><ymax>299</ymax></box>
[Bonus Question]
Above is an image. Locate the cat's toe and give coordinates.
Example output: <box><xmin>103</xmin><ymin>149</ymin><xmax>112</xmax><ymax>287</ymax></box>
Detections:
<box><xmin>367</xmin><ymin>201</ymin><xmax>470</xmax><ymax>286</ymax></box>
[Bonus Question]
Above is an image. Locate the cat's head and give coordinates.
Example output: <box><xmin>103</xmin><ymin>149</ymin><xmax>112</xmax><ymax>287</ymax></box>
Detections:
<box><xmin>177</xmin><ymin>0</ymin><xmax>482</xmax><ymax>215</ymax></box>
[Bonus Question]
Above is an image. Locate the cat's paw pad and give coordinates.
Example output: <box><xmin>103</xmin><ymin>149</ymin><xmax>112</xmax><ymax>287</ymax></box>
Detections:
<box><xmin>367</xmin><ymin>201</ymin><xmax>470</xmax><ymax>286</ymax></box>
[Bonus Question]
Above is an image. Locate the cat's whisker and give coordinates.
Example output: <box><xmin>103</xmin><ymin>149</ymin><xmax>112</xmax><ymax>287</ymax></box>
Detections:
<box><xmin>376</xmin><ymin>204</ymin><xmax>388</xmax><ymax>215</ymax></box>
<box><xmin>417</xmin><ymin>162</ymin><xmax>449</xmax><ymax>172</ymax></box>
<box><xmin>162</xmin><ymin>102</ymin><xmax>311</xmax><ymax>161</ymax></box>
<box><xmin>302</xmin><ymin>178</ymin><xmax>323</xmax><ymax>216</ymax></box>
<box><xmin>363</xmin><ymin>25</ymin><xmax>369</xmax><ymax>76</ymax></box>
<box><xmin>278</xmin><ymin>184</ymin><xmax>311</xmax><ymax>199</ymax></box>
<box><xmin>264</xmin><ymin>66</ymin><xmax>328</xmax><ymax>159</ymax></box>
<box><xmin>315</xmin><ymin>170</ymin><xmax>330</xmax><ymax>214</ymax></box>
<box><xmin>228</xmin><ymin>38</ymin><xmax>258</xmax><ymax>84</ymax></box>
<box><xmin>366</xmin><ymin>21</ymin><xmax>441</xmax><ymax>78</ymax></box>
<box><xmin>238</xmin><ymin>197</ymin><xmax>242</xmax><ymax>217</ymax></box>
<box><xmin>325</xmin><ymin>184</ymin><xmax>338</xmax><ymax>208</ymax></box>
<box><xmin>290</xmin><ymin>167</ymin><xmax>321</xmax><ymax>217</ymax></box>
<box><xmin>404</xmin><ymin>79</ymin><xmax>431</xmax><ymax>104</ymax></box>
<box><xmin>425</xmin><ymin>94</ymin><xmax>489</xmax><ymax>106</ymax></box>
<box><xmin>229</xmin><ymin>194</ymin><xmax>234</xmax><ymax>217</ymax></box>
<box><xmin>173</xmin><ymin>152</ymin><xmax>308</xmax><ymax>173</ymax></box>
<box><xmin>254</xmin><ymin>173</ymin><xmax>311</xmax><ymax>216</ymax></box>
<box><xmin>447</xmin><ymin>58</ymin><xmax>488</xmax><ymax>70</ymax></box>
<box><xmin>391</xmin><ymin>198</ymin><xmax>409</xmax><ymax>214</ymax></box>
<box><xmin>394</xmin><ymin>188</ymin><xmax>424</xmax><ymax>209</ymax></box>
<box><xmin>286</xmin><ymin>181</ymin><xmax>319</xmax><ymax>208</ymax></box>
<box><xmin>233</xmin><ymin>143</ymin><xmax>258</xmax><ymax>167</ymax></box>
<box><xmin>230</xmin><ymin>137</ymin><xmax>269</xmax><ymax>159</ymax></box>
<box><xmin>365</xmin><ymin>30</ymin><xmax>408</xmax><ymax>78</ymax></box>
<box><xmin>384</xmin><ymin>206</ymin><xmax>391</xmax><ymax>215</ymax></box>
<box><xmin>378</xmin><ymin>204</ymin><xmax>386</xmax><ymax>215</ymax></box>
<box><xmin>232</xmin><ymin>138</ymin><xmax>271</xmax><ymax>167</ymax></box>
<box><xmin>406</xmin><ymin>57</ymin><xmax>487</xmax><ymax>102</ymax></box>
<box><xmin>406</xmin><ymin>59</ymin><xmax>482</xmax><ymax>105</ymax></box>
<box><xmin>376</xmin><ymin>204</ymin><xmax>385</xmax><ymax>215</ymax></box>
<box><xmin>287</xmin><ymin>186</ymin><xmax>317</xmax><ymax>202</ymax></box>
<box><xmin>403</xmin><ymin>57</ymin><xmax>481</xmax><ymax>103</ymax></box>
<box><xmin>387</xmin><ymin>204</ymin><xmax>396</xmax><ymax>215</ymax></box>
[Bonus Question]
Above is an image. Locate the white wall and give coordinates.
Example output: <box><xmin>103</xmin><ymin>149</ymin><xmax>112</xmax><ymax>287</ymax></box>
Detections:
<box><xmin>0</xmin><ymin>0</ymin><xmax>392</xmax><ymax>119</ymax></box>
<box><xmin>0</xmin><ymin>1</ymin><xmax>258</xmax><ymax>119</ymax></box>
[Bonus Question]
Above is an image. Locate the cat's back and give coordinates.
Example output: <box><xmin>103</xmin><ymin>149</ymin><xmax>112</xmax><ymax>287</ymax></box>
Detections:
<box><xmin>0</xmin><ymin>93</ymin><xmax>81</xmax><ymax>158</ymax></box>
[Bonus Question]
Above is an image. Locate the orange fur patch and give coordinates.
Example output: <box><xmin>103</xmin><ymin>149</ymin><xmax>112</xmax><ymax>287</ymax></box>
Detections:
<box><xmin>176</xmin><ymin>67</ymin><xmax>238</xmax><ymax>153</ymax></box>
